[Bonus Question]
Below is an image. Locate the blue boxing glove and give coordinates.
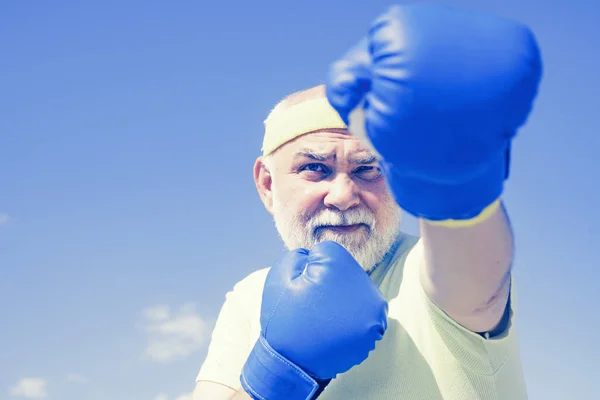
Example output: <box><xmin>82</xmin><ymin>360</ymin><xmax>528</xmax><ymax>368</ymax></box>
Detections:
<box><xmin>240</xmin><ymin>241</ymin><xmax>387</xmax><ymax>400</ymax></box>
<box><xmin>326</xmin><ymin>4</ymin><xmax>543</xmax><ymax>225</ymax></box>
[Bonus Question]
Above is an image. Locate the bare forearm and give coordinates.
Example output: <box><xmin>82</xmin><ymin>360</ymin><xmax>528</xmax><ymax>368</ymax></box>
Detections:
<box><xmin>418</xmin><ymin>202</ymin><xmax>513</xmax><ymax>332</ymax></box>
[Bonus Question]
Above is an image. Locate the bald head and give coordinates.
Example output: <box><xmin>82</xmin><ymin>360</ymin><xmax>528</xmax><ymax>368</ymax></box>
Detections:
<box><xmin>267</xmin><ymin>84</ymin><xmax>327</xmax><ymax>116</ymax></box>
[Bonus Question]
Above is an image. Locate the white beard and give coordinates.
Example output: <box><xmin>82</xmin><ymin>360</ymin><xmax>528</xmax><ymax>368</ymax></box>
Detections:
<box><xmin>271</xmin><ymin>192</ymin><xmax>402</xmax><ymax>272</ymax></box>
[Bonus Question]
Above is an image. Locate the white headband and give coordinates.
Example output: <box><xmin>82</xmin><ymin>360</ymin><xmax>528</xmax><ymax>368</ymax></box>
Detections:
<box><xmin>261</xmin><ymin>97</ymin><xmax>347</xmax><ymax>156</ymax></box>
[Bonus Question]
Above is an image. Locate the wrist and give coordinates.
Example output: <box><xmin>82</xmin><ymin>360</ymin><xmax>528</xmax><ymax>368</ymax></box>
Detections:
<box><xmin>425</xmin><ymin>198</ymin><xmax>502</xmax><ymax>228</ymax></box>
<box><xmin>240</xmin><ymin>336</ymin><xmax>319</xmax><ymax>400</ymax></box>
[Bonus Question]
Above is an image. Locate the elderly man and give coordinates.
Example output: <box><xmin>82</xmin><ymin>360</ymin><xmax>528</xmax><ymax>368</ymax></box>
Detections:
<box><xmin>193</xmin><ymin>4</ymin><xmax>542</xmax><ymax>400</ymax></box>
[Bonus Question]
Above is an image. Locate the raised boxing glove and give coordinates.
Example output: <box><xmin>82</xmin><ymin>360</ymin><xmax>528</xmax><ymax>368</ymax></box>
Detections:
<box><xmin>326</xmin><ymin>4</ymin><xmax>543</xmax><ymax>225</ymax></box>
<box><xmin>240</xmin><ymin>241</ymin><xmax>388</xmax><ymax>400</ymax></box>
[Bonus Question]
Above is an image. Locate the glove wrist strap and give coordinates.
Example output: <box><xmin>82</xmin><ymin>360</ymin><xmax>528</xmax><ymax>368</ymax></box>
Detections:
<box><xmin>241</xmin><ymin>336</ymin><xmax>319</xmax><ymax>400</ymax></box>
<box><xmin>425</xmin><ymin>198</ymin><xmax>501</xmax><ymax>228</ymax></box>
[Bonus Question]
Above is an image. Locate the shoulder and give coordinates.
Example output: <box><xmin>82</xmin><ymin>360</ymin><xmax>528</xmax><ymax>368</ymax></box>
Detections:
<box><xmin>219</xmin><ymin>267</ymin><xmax>271</xmax><ymax>320</ymax></box>
<box><xmin>210</xmin><ymin>267</ymin><xmax>271</xmax><ymax>326</ymax></box>
<box><xmin>395</xmin><ymin>238</ymin><xmax>522</xmax><ymax>374</ymax></box>
<box><xmin>389</xmin><ymin>232</ymin><xmax>421</xmax><ymax>268</ymax></box>
<box><xmin>370</xmin><ymin>232</ymin><xmax>420</xmax><ymax>292</ymax></box>
<box><xmin>230</xmin><ymin>267</ymin><xmax>270</xmax><ymax>297</ymax></box>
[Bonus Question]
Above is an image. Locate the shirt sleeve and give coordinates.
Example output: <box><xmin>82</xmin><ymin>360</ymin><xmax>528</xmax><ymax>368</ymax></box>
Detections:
<box><xmin>195</xmin><ymin>268</ymin><xmax>268</xmax><ymax>391</ymax></box>
<box><xmin>400</xmin><ymin>241</ymin><xmax>522</xmax><ymax>376</ymax></box>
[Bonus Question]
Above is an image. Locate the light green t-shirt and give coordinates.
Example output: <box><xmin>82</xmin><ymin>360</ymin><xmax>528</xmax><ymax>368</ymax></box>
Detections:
<box><xmin>196</xmin><ymin>233</ymin><xmax>527</xmax><ymax>399</ymax></box>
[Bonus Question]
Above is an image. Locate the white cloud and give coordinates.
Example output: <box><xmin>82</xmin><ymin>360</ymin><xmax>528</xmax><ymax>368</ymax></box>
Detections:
<box><xmin>153</xmin><ymin>394</ymin><xmax>168</xmax><ymax>400</ymax></box>
<box><xmin>143</xmin><ymin>305</ymin><xmax>170</xmax><ymax>322</ymax></box>
<box><xmin>0</xmin><ymin>213</ymin><xmax>9</xmax><ymax>226</ymax></box>
<box><xmin>66</xmin><ymin>373</ymin><xmax>89</xmax><ymax>384</ymax></box>
<box><xmin>141</xmin><ymin>302</ymin><xmax>208</xmax><ymax>362</ymax></box>
<box><xmin>9</xmin><ymin>377</ymin><xmax>47</xmax><ymax>399</ymax></box>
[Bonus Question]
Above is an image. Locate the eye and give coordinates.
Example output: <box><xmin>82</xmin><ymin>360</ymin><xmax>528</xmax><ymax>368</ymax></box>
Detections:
<box><xmin>298</xmin><ymin>163</ymin><xmax>330</xmax><ymax>179</ymax></box>
<box><xmin>354</xmin><ymin>165</ymin><xmax>382</xmax><ymax>181</ymax></box>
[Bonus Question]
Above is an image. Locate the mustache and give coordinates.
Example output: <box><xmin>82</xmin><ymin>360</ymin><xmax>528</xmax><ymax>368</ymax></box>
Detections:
<box><xmin>306</xmin><ymin>208</ymin><xmax>376</xmax><ymax>236</ymax></box>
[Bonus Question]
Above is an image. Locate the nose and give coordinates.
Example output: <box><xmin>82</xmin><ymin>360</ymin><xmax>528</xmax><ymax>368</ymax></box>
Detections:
<box><xmin>323</xmin><ymin>174</ymin><xmax>360</xmax><ymax>211</ymax></box>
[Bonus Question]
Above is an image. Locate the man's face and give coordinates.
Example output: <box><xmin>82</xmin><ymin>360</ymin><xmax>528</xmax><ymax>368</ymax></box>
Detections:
<box><xmin>262</xmin><ymin>129</ymin><xmax>402</xmax><ymax>272</ymax></box>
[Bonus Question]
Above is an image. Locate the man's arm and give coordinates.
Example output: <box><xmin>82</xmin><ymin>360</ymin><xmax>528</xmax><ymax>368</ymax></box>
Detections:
<box><xmin>192</xmin><ymin>269</ymin><xmax>269</xmax><ymax>400</ymax></box>
<box><xmin>418</xmin><ymin>202</ymin><xmax>513</xmax><ymax>334</ymax></box>
<box><xmin>325</xmin><ymin>5</ymin><xmax>541</xmax><ymax>338</ymax></box>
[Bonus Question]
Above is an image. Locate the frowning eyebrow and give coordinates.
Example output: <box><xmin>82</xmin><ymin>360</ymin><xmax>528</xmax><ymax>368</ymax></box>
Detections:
<box><xmin>348</xmin><ymin>153</ymin><xmax>378</xmax><ymax>165</ymax></box>
<box><xmin>293</xmin><ymin>148</ymin><xmax>377</xmax><ymax>164</ymax></box>
<box><xmin>294</xmin><ymin>149</ymin><xmax>335</xmax><ymax>162</ymax></box>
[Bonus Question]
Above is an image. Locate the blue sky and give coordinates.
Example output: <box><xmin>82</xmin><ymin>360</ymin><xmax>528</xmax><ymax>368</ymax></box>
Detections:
<box><xmin>1</xmin><ymin>0</ymin><xmax>598</xmax><ymax>399</ymax></box>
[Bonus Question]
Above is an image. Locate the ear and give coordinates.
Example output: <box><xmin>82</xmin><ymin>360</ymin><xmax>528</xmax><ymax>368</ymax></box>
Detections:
<box><xmin>254</xmin><ymin>157</ymin><xmax>274</xmax><ymax>214</ymax></box>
